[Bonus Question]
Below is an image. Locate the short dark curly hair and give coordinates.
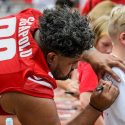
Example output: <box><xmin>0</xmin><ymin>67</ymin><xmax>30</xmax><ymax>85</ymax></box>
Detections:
<box><xmin>39</xmin><ymin>8</ymin><xmax>94</xmax><ymax>58</ymax></box>
<box><xmin>56</xmin><ymin>0</ymin><xmax>74</xmax><ymax>8</ymax></box>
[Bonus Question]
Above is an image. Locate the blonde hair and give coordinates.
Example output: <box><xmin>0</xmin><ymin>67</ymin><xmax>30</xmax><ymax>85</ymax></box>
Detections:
<box><xmin>92</xmin><ymin>15</ymin><xmax>110</xmax><ymax>46</ymax></box>
<box><xmin>88</xmin><ymin>1</ymin><xmax>116</xmax><ymax>23</ymax></box>
<box><xmin>108</xmin><ymin>5</ymin><xmax>125</xmax><ymax>42</ymax></box>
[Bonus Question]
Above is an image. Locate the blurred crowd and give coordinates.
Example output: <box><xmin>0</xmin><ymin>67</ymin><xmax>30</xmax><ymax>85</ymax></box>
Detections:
<box><xmin>0</xmin><ymin>0</ymin><xmax>125</xmax><ymax>17</ymax></box>
<box><xmin>0</xmin><ymin>0</ymin><xmax>79</xmax><ymax>17</ymax></box>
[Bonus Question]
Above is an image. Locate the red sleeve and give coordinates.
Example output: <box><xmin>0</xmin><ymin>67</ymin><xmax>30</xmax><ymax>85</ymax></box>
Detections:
<box><xmin>78</xmin><ymin>62</ymin><xmax>98</xmax><ymax>93</ymax></box>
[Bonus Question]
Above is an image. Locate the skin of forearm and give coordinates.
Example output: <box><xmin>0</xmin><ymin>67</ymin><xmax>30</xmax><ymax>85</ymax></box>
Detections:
<box><xmin>81</xmin><ymin>47</ymin><xmax>96</xmax><ymax>63</ymax></box>
<box><xmin>56</xmin><ymin>80</ymin><xmax>67</xmax><ymax>90</ymax></box>
<box><xmin>65</xmin><ymin>104</ymin><xmax>101</xmax><ymax>125</ymax></box>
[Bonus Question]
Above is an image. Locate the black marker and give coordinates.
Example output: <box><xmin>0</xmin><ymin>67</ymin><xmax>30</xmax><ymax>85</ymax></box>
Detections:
<box><xmin>96</xmin><ymin>86</ymin><xmax>104</xmax><ymax>91</ymax></box>
<box><xmin>65</xmin><ymin>91</ymin><xmax>75</xmax><ymax>95</ymax></box>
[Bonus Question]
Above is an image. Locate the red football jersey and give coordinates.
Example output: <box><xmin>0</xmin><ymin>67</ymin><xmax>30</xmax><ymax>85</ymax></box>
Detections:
<box><xmin>0</xmin><ymin>8</ymin><xmax>57</xmax><ymax>101</ymax></box>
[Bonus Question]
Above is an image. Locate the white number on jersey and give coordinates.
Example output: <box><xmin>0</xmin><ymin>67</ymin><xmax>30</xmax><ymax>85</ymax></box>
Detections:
<box><xmin>0</xmin><ymin>17</ymin><xmax>16</xmax><ymax>61</ymax></box>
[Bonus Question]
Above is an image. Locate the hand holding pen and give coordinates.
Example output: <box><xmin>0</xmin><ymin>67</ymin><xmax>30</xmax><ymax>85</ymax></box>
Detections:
<box><xmin>89</xmin><ymin>80</ymin><xmax>119</xmax><ymax>112</ymax></box>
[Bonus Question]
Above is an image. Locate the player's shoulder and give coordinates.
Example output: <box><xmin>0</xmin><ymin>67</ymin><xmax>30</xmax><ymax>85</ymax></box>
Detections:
<box><xmin>18</xmin><ymin>8</ymin><xmax>42</xmax><ymax>16</ymax></box>
<box><xmin>20</xmin><ymin>8</ymin><xmax>41</xmax><ymax>14</ymax></box>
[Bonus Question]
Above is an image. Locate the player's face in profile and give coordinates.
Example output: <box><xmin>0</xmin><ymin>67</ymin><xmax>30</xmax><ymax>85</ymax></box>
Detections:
<box><xmin>49</xmin><ymin>53</ymin><xmax>81</xmax><ymax>80</ymax></box>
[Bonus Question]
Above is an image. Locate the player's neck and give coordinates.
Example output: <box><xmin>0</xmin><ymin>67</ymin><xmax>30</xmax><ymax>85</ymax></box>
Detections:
<box><xmin>34</xmin><ymin>30</ymin><xmax>47</xmax><ymax>57</ymax></box>
<box><xmin>34</xmin><ymin>30</ymin><xmax>41</xmax><ymax>47</ymax></box>
<box><xmin>112</xmin><ymin>43</ymin><xmax>125</xmax><ymax>60</ymax></box>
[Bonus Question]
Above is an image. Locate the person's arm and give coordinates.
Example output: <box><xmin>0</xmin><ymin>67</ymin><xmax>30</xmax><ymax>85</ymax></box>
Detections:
<box><xmin>65</xmin><ymin>80</ymin><xmax>119</xmax><ymax>125</ymax></box>
<box><xmin>81</xmin><ymin>48</ymin><xmax>125</xmax><ymax>82</ymax></box>
<box><xmin>1</xmin><ymin>80</ymin><xmax>118</xmax><ymax>125</ymax></box>
<box><xmin>66</xmin><ymin>104</ymin><xmax>101</xmax><ymax>125</ymax></box>
<box><xmin>80</xmin><ymin>92</ymin><xmax>91</xmax><ymax>109</ymax></box>
<box><xmin>56</xmin><ymin>79</ymin><xmax>69</xmax><ymax>90</ymax></box>
<box><xmin>56</xmin><ymin>79</ymin><xmax>80</xmax><ymax>97</ymax></box>
<box><xmin>80</xmin><ymin>92</ymin><xmax>104</xmax><ymax>125</ymax></box>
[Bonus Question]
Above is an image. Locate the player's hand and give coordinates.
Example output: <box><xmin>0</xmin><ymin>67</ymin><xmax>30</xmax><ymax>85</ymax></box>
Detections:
<box><xmin>89</xmin><ymin>80</ymin><xmax>119</xmax><ymax>112</ymax></box>
<box><xmin>82</xmin><ymin>49</ymin><xmax>125</xmax><ymax>82</ymax></box>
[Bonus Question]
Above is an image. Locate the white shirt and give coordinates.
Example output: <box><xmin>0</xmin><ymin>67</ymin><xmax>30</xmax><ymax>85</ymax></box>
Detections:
<box><xmin>103</xmin><ymin>67</ymin><xmax>125</xmax><ymax>125</ymax></box>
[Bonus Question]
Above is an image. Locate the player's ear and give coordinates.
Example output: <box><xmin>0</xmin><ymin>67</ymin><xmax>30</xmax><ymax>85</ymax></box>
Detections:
<box><xmin>119</xmin><ymin>32</ymin><xmax>125</xmax><ymax>45</ymax></box>
<box><xmin>46</xmin><ymin>52</ymin><xmax>58</xmax><ymax>68</ymax></box>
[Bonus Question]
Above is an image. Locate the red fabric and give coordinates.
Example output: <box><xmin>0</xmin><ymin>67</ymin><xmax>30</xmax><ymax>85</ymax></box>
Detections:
<box><xmin>112</xmin><ymin>0</ymin><xmax>125</xmax><ymax>4</ymax></box>
<box><xmin>78</xmin><ymin>62</ymin><xmax>98</xmax><ymax>93</ymax></box>
<box><xmin>81</xmin><ymin>0</ymin><xmax>125</xmax><ymax>15</ymax></box>
<box><xmin>81</xmin><ymin>0</ymin><xmax>101</xmax><ymax>15</ymax></box>
<box><xmin>0</xmin><ymin>8</ymin><xmax>57</xmax><ymax>115</ymax></box>
<box><xmin>24</xmin><ymin>0</ymin><xmax>32</xmax><ymax>4</ymax></box>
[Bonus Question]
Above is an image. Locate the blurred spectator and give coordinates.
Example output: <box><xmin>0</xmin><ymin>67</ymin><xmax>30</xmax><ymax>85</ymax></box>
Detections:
<box><xmin>88</xmin><ymin>1</ymin><xmax>116</xmax><ymax>23</ymax></box>
<box><xmin>103</xmin><ymin>5</ymin><xmax>125</xmax><ymax>125</ymax></box>
<box><xmin>78</xmin><ymin>15</ymin><xmax>112</xmax><ymax>125</ymax></box>
<box><xmin>81</xmin><ymin>0</ymin><xmax>125</xmax><ymax>15</ymax></box>
<box><xmin>92</xmin><ymin>16</ymin><xmax>113</xmax><ymax>54</ymax></box>
<box><xmin>0</xmin><ymin>0</ymin><xmax>3</xmax><ymax>6</ymax></box>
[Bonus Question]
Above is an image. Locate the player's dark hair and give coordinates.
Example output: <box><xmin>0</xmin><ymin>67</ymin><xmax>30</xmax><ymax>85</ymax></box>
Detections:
<box><xmin>56</xmin><ymin>0</ymin><xmax>74</xmax><ymax>8</ymax></box>
<box><xmin>39</xmin><ymin>7</ymin><xmax>94</xmax><ymax>58</ymax></box>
